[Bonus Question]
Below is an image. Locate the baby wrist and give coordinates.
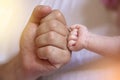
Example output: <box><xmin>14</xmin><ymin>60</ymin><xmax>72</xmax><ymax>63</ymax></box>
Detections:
<box><xmin>83</xmin><ymin>31</ymin><xmax>92</xmax><ymax>49</ymax></box>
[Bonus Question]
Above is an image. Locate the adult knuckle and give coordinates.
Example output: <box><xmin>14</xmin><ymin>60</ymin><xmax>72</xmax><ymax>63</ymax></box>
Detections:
<box><xmin>47</xmin><ymin>31</ymin><xmax>55</xmax><ymax>42</ymax></box>
<box><xmin>44</xmin><ymin>46</ymin><xmax>52</xmax><ymax>54</ymax></box>
<box><xmin>47</xmin><ymin>20</ymin><xmax>58</xmax><ymax>30</ymax></box>
<box><xmin>53</xmin><ymin>10</ymin><xmax>63</xmax><ymax>18</ymax></box>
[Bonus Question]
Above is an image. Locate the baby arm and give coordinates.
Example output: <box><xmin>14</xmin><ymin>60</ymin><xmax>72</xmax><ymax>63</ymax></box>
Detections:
<box><xmin>68</xmin><ymin>24</ymin><xmax>120</xmax><ymax>59</ymax></box>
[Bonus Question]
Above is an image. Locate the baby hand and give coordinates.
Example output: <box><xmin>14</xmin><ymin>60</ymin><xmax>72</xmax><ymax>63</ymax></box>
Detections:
<box><xmin>68</xmin><ymin>24</ymin><xmax>88</xmax><ymax>51</ymax></box>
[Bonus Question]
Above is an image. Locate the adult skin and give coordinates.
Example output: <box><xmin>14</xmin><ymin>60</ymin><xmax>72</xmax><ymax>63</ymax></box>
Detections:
<box><xmin>0</xmin><ymin>5</ymin><xmax>71</xmax><ymax>80</ymax></box>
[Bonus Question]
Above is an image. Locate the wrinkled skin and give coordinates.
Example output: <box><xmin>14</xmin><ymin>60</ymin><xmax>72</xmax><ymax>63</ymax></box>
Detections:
<box><xmin>19</xmin><ymin>5</ymin><xmax>71</xmax><ymax>80</ymax></box>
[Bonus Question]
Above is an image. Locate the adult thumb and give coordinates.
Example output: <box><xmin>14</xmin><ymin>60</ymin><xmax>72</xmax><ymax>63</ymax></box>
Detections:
<box><xmin>20</xmin><ymin>5</ymin><xmax>52</xmax><ymax>50</ymax></box>
<box><xmin>29</xmin><ymin>5</ymin><xmax>52</xmax><ymax>25</ymax></box>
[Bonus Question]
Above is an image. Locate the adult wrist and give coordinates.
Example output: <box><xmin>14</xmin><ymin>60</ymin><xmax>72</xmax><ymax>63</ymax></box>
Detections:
<box><xmin>0</xmin><ymin>54</ymin><xmax>24</xmax><ymax>80</ymax></box>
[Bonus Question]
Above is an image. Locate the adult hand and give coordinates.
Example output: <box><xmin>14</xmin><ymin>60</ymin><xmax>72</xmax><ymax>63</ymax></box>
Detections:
<box><xmin>20</xmin><ymin>5</ymin><xmax>71</xmax><ymax>80</ymax></box>
<box><xmin>0</xmin><ymin>5</ymin><xmax>71</xmax><ymax>80</ymax></box>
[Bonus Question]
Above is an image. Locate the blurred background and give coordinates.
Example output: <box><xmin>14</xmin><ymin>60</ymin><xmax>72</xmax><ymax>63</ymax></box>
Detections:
<box><xmin>0</xmin><ymin>0</ymin><xmax>120</xmax><ymax>80</ymax></box>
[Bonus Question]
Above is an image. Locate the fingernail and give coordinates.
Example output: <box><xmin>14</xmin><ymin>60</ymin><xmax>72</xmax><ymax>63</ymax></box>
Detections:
<box><xmin>69</xmin><ymin>40</ymin><xmax>76</xmax><ymax>46</ymax></box>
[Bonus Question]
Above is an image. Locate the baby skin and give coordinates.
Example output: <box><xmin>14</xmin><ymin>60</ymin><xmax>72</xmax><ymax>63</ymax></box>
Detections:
<box><xmin>68</xmin><ymin>24</ymin><xmax>120</xmax><ymax>59</ymax></box>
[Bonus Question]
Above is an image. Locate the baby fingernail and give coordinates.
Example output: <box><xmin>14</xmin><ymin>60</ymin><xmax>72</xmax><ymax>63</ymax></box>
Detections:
<box><xmin>71</xmin><ymin>31</ymin><xmax>77</xmax><ymax>36</ymax></box>
<box><xmin>70</xmin><ymin>35</ymin><xmax>78</xmax><ymax>40</ymax></box>
<box><xmin>69</xmin><ymin>40</ymin><xmax>76</xmax><ymax>46</ymax></box>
